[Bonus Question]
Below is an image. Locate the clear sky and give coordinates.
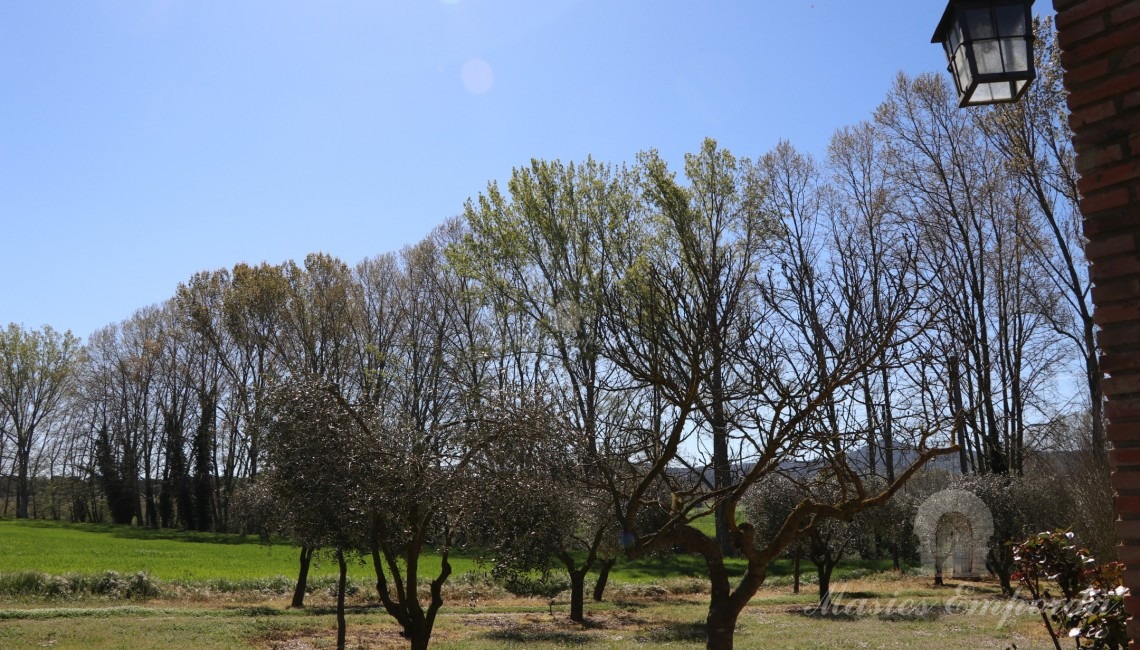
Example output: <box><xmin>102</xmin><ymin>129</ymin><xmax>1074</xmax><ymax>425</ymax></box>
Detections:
<box><xmin>0</xmin><ymin>1</ymin><xmax>1054</xmax><ymax>341</ymax></box>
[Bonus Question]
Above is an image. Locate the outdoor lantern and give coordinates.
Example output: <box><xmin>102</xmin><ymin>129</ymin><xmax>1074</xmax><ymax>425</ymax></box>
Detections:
<box><xmin>932</xmin><ymin>0</ymin><xmax>1036</xmax><ymax>107</ymax></box>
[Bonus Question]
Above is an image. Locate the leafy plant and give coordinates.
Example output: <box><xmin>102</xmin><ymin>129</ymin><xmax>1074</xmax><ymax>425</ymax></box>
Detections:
<box><xmin>1011</xmin><ymin>530</ymin><xmax>1127</xmax><ymax>650</ymax></box>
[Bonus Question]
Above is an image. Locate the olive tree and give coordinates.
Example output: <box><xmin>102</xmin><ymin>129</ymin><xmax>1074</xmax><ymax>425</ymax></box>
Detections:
<box><xmin>262</xmin><ymin>377</ymin><xmax>367</xmax><ymax>650</ymax></box>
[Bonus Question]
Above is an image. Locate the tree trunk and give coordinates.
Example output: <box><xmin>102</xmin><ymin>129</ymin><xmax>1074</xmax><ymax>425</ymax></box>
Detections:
<box><xmin>706</xmin><ymin>596</ymin><xmax>741</xmax><ymax>650</ymax></box>
<box><xmin>792</xmin><ymin>549</ymin><xmax>801</xmax><ymax>594</ymax></box>
<box><xmin>408</xmin><ymin>628</ymin><xmax>431</xmax><ymax>650</ymax></box>
<box><xmin>336</xmin><ymin>549</ymin><xmax>347</xmax><ymax>650</ymax></box>
<box><xmin>292</xmin><ymin>546</ymin><xmax>314</xmax><ymax>608</ymax></box>
<box><xmin>569</xmin><ymin>570</ymin><xmax>586</xmax><ymax>622</ymax></box>
<box><xmin>15</xmin><ymin>452</ymin><xmax>29</xmax><ymax>519</ymax></box>
<box><xmin>818</xmin><ymin>564</ymin><xmax>834</xmax><ymax>608</ymax></box>
<box><xmin>593</xmin><ymin>558</ymin><xmax>615</xmax><ymax>602</ymax></box>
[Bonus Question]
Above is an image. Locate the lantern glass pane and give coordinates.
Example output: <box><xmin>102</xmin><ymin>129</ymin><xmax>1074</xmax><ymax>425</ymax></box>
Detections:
<box><xmin>965</xmin><ymin>8</ymin><xmax>995</xmax><ymax>39</ymax></box>
<box><xmin>972</xmin><ymin>84</ymin><xmax>995</xmax><ymax>104</ymax></box>
<box><xmin>1000</xmin><ymin>37</ymin><xmax>1028</xmax><ymax>73</ymax></box>
<box><xmin>987</xmin><ymin>82</ymin><xmax>1013</xmax><ymax>101</ymax></box>
<box><xmin>972</xmin><ymin>40</ymin><xmax>1003</xmax><ymax>75</ymax></box>
<box><xmin>950</xmin><ymin>21</ymin><xmax>962</xmax><ymax>51</ymax></box>
<box><xmin>955</xmin><ymin>47</ymin><xmax>972</xmax><ymax>91</ymax></box>
<box><xmin>996</xmin><ymin>4</ymin><xmax>1027</xmax><ymax>36</ymax></box>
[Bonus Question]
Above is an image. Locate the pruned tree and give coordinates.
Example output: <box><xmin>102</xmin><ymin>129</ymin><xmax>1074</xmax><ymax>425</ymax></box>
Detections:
<box><xmin>593</xmin><ymin>140</ymin><xmax>952</xmax><ymax>650</ymax></box>
<box><xmin>262</xmin><ymin>377</ymin><xmax>370</xmax><ymax>650</ymax></box>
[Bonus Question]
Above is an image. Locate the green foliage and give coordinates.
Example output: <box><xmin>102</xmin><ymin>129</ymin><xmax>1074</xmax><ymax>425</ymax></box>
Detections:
<box><xmin>1012</xmin><ymin>530</ymin><xmax>1127</xmax><ymax>650</ymax></box>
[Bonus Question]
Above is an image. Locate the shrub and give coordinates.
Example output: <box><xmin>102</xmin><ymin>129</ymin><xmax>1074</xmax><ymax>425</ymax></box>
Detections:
<box><xmin>1012</xmin><ymin>530</ymin><xmax>1127</xmax><ymax>650</ymax></box>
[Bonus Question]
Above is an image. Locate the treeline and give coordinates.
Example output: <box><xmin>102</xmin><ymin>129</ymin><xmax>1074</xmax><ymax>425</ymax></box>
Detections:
<box><xmin>0</xmin><ymin>23</ymin><xmax>1109</xmax><ymax>650</ymax></box>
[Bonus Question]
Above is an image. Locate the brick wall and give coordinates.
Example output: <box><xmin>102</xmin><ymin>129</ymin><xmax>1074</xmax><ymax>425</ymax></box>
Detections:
<box><xmin>1053</xmin><ymin>0</ymin><xmax>1140</xmax><ymax>642</ymax></box>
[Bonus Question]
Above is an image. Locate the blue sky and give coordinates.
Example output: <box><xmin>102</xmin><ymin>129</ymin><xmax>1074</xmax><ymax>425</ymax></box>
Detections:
<box><xmin>0</xmin><ymin>1</ymin><xmax>1053</xmax><ymax>340</ymax></box>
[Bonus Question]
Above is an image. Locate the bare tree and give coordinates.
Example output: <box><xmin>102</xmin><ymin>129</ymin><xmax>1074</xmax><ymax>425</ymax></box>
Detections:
<box><xmin>875</xmin><ymin>72</ymin><xmax>1066</xmax><ymax>476</ymax></box>
<box><xmin>977</xmin><ymin>19</ymin><xmax>1101</xmax><ymax>464</ymax></box>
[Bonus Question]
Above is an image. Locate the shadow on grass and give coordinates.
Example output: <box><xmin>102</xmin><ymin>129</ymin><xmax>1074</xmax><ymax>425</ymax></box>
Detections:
<box><xmin>636</xmin><ymin>621</ymin><xmax>707</xmax><ymax>643</ymax></box>
<box><xmin>288</xmin><ymin>605</ymin><xmax>378</xmax><ymax>617</ymax></box>
<box><xmin>226</xmin><ymin>606</ymin><xmax>283</xmax><ymax>617</ymax></box>
<box><xmin>832</xmin><ymin>591</ymin><xmax>879</xmax><ymax>599</ymax></box>
<box><xmin>483</xmin><ymin>629</ymin><xmax>593</xmax><ymax>645</ymax></box>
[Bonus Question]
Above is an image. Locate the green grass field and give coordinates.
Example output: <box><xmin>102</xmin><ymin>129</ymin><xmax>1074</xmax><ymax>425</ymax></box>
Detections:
<box><xmin>0</xmin><ymin>518</ymin><xmax>892</xmax><ymax>587</ymax></box>
<box><xmin>0</xmin><ymin>518</ymin><xmax>1056</xmax><ymax>649</ymax></box>
<box><xmin>0</xmin><ymin>519</ymin><xmax>487</xmax><ymax>583</ymax></box>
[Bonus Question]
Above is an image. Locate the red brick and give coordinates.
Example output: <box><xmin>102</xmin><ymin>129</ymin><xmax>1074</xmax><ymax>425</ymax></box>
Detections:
<box><xmin>1084</xmin><ymin>207</ymin><xmax>1140</xmax><ymax>237</ymax></box>
<box><xmin>1100</xmin><ymin>302</ymin><xmax>1140</xmax><ymax>326</ymax></box>
<box><xmin>1071</xmin><ymin>120</ymin><xmax>1131</xmax><ymax>150</ymax></box>
<box><xmin>1091</xmin><ymin>253</ymin><xmax>1140</xmax><ymax>280</ymax></box>
<box><xmin>1125</xmin><ymin>46</ymin><xmax>1140</xmax><ymax>69</ymax></box>
<box><xmin>1120</xmin><ymin>495</ymin><xmax>1140</xmax><ymax>514</ymax></box>
<box><xmin>1117</xmin><ymin>467</ymin><xmax>1140</xmax><ymax>488</ymax></box>
<box><xmin>1083</xmin><ymin>187</ymin><xmax>1132</xmax><ymax>214</ymax></box>
<box><xmin>1117</xmin><ymin>518</ymin><xmax>1140</xmax><ymax>539</ymax></box>
<box><xmin>1105</xmin><ymin>391</ymin><xmax>1140</xmax><ymax>413</ymax></box>
<box><xmin>1126</xmin><ymin>89</ymin><xmax>1140</xmax><ymax>109</ymax></box>
<box><xmin>1106</xmin><ymin>372</ymin><xmax>1140</xmax><ymax>395</ymax></box>
<box><xmin>1105</xmin><ymin>353</ymin><xmax>1140</xmax><ymax>376</ymax></box>
<box><xmin>1068</xmin><ymin>69</ymin><xmax>1140</xmax><ymax>107</ymax></box>
<box><xmin>1061</xmin><ymin>14</ymin><xmax>1108</xmax><ymax>49</ymax></box>
<box><xmin>1110</xmin><ymin>422</ymin><xmax>1140</xmax><ymax>446</ymax></box>
<box><xmin>1116</xmin><ymin>469</ymin><xmax>1140</xmax><ymax>490</ymax></box>
<box><xmin>1086</xmin><ymin>232</ymin><xmax>1140</xmax><ymax>259</ymax></box>
<box><xmin>1097</xmin><ymin>321</ymin><xmax>1140</xmax><ymax>347</ymax></box>
<box><xmin>1112</xmin><ymin>1</ymin><xmax>1140</xmax><ymax>25</ymax></box>
<box><xmin>1119</xmin><ymin>495</ymin><xmax>1140</xmax><ymax>514</ymax></box>
<box><xmin>1119</xmin><ymin>544</ymin><xmax>1140</xmax><ymax>565</ymax></box>
<box><xmin>1126</xmin><ymin>568</ymin><xmax>1140</xmax><ymax>587</ymax></box>
<box><xmin>1069</xmin><ymin>58</ymin><xmax>1113</xmax><ymax>85</ymax></box>
<box><xmin>1078</xmin><ymin>143</ymin><xmax>1126</xmax><ymax>174</ymax></box>
<box><xmin>1128</xmin><ymin>617</ymin><xmax>1140</xmax><ymax>640</ymax></box>
<box><xmin>1112</xmin><ymin>448</ymin><xmax>1140</xmax><ymax>469</ymax></box>
<box><xmin>1062</xmin><ymin>21</ymin><xmax>1140</xmax><ymax>68</ymax></box>
<box><xmin>1095</xmin><ymin>278</ymin><xmax>1140</xmax><ymax>303</ymax></box>
<box><xmin>1080</xmin><ymin>161</ymin><xmax>1140</xmax><ymax>195</ymax></box>
<box><xmin>1070</xmin><ymin>99</ymin><xmax>1118</xmax><ymax>129</ymax></box>
<box><xmin>1066</xmin><ymin>14</ymin><xmax>1111</xmax><ymax>47</ymax></box>
<box><xmin>1117</xmin><ymin>517</ymin><xmax>1140</xmax><ymax>538</ymax></box>
<box><xmin>1057</xmin><ymin>0</ymin><xmax>1128</xmax><ymax>28</ymax></box>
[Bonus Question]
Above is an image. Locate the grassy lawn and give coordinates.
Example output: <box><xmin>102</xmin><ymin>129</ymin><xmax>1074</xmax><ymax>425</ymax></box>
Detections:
<box><xmin>0</xmin><ymin>582</ymin><xmax>1054</xmax><ymax>649</ymax></box>
<box><xmin>0</xmin><ymin>518</ymin><xmax>1058</xmax><ymax>648</ymax></box>
<box><xmin>0</xmin><ymin>519</ymin><xmax>483</xmax><ymax>582</ymax></box>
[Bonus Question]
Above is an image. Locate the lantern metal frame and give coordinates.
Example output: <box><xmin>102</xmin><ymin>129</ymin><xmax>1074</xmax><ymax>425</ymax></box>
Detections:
<box><xmin>932</xmin><ymin>0</ymin><xmax>1036</xmax><ymax>107</ymax></box>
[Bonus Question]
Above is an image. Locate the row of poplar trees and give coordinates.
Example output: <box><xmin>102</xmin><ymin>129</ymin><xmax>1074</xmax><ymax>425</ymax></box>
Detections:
<box><xmin>0</xmin><ymin>22</ymin><xmax>1103</xmax><ymax>650</ymax></box>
